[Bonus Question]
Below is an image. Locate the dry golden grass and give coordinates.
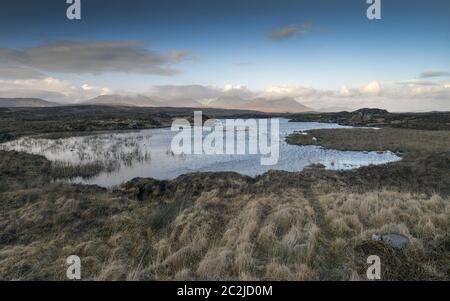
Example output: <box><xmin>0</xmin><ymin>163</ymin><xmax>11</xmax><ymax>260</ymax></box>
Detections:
<box><xmin>143</xmin><ymin>189</ymin><xmax>321</xmax><ymax>280</ymax></box>
<box><xmin>1</xmin><ymin>180</ymin><xmax>449</xmax><ymax>280</ymax></box>
<box><xmin>1</xmin><ymin>150</ymin><xmax>449</xmax><ymax>280</ymax></box>
<box><xmin>319</xmin><ymin>191</ymin><xmax>449</xmax><ymax>241</ymax></box>
<box><xmin>317</xmin><ymin>191</ymin><xmax>449</xmax><ymax>280</ymax></box>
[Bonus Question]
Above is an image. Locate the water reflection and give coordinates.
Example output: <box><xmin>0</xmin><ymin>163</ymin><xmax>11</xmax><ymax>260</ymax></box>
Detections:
<box><xmin>0</xmin><ymin>119</ymin><xmax>401</xmax><ymax>187</ymax></box>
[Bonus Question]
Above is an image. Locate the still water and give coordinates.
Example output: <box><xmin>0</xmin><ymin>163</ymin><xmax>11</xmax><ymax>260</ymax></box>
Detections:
<box><xmin>1</xmin><ymin>119</ymin><xmax>400</xmax><ymax>187</ymax></box>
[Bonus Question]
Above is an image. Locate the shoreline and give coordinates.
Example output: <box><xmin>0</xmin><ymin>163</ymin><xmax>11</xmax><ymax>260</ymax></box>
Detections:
<box><xmin>1</xmin><ymin>120</ymin><xmax>401</xmax><ymax>188</ymax></box>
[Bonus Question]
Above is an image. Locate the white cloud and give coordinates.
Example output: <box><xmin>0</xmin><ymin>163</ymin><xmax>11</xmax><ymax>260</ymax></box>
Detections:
<box><xmin>260</xmin><ymin>85</ymin><xmax>319</xmax><ymax>99</ymax></box>
<box><xmin>339</xmin><ymin>86</ymin><xmax>351</xmax><ymax>97</ymax></box>
<box><xmin>81</xmin><ymin>84</ymin><xmax>112</xmax><ymax>95</ymax></box>
<box><xmin>0</xmin><ymin>77</ymin><xmax>112</xmax><ymax>102</ymax></box>
<box><xmin>394</xmin><ymin>80</ymin><xmax>450</xmax><ymax>98</ymax></box>
<box><xmin>223</xmin><ymin>84</ymin><xmax>247</xmax><ymax>92</ymax></box>
<box><xmin>360</xmin><ymin>81</ymin><xmax>381</xmax><ymax>95</ymax></box>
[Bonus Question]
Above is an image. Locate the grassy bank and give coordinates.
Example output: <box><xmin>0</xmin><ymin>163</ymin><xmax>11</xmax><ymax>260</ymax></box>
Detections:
<box><xmin>286</xmin><ymin>128</ymin><xmax>450</xmax><ymax>158</ymax></box>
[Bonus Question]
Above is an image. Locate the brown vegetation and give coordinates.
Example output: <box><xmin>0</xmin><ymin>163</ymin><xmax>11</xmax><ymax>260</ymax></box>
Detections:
<box><xmin>0</xmin><ymin>148</ymin><xmax>448</xmax><ymax>280</ymax></box>
<box><xmin>288</xmin><ymin>108</ymin><xmax>450</xmax><ymax>130</ymax></box>
<box><xmin>286</xmin><ymin>128</ymin><xmax>450</xmax><ymax>158</ymax></box>
<box><xmin>1</xmin><ymin>108</ymin><xmax>449</xmax><ymax>280</ymax></box>
<box><xmin>0</xmin><ymin>105</ymin><xmax>272</xmax><ymax>143</ymax></box>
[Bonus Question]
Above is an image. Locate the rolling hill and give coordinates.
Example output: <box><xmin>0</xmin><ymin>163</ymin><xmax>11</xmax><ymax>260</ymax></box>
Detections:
<box><xmin>83</xmin><ymin>94</ymin><xmax>203</xmax><ymax>108</ymax></box>
<box><xmin>0</xmin><ymin>98</ymin><xmax>60</xmax><ymax>108</ymax></box>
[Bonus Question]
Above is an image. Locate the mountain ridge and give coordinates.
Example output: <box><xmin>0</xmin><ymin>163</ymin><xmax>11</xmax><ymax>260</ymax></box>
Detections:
<box><xmin>0</xmin><ymin>98</ymin><xmax>60</xmax><ymax>108</ymax></box>
<box><xmin>207</xmin><ymin>96</ymin><xmax>313</xmax><ymax>113</ymax></box>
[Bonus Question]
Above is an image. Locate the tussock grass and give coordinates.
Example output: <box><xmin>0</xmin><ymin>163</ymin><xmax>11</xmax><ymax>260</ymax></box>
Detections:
<box><xmin>1</xmin><ymin>149</ymin><xmax>449</xmax><ymax>280</ymax></box>
<box><xmin>317</xmin><ymin>191</ymin><xmax>449</xmax><ymax>280</ymax></box>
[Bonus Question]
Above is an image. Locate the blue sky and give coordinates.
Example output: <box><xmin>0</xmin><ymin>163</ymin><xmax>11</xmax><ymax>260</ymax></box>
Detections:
<box><xmin>0</xmin><ymin>0</ymin><xmax>449</xmax><ymax>111</ymax></box>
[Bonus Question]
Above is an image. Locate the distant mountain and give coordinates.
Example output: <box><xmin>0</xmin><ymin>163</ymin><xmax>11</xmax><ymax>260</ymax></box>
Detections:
<box><xmin>243</xmin><ymin>97</ymin><xmax>312</xmax><ymax>113</ymax></box>
<box><xmin>83</xmin><ymin>94</ymin><xmax>161</xmax><ymax>107</ymax></box>
<box><xmin>156</xmin><ymin>98</ymin><xmax>204</xmax><ymax>108</ymax></box>
<box><xmin>0</xmin><ymin>98</ymin><xmax>60</xmax><ymax>107</ymax></box>
<box><xmin>208</xmin><ymin>97</ymin><xmax>312</xmax><ymax>113</ymax></box>
<box><xmin>207</xmin><ymin>96</ymin><xmax>249</xmax><ymax>109</ymax></box>
<box><xmin>83</xmin><ymin>94</ymin><xmax>203</xmax><ymax>108</ymax></box>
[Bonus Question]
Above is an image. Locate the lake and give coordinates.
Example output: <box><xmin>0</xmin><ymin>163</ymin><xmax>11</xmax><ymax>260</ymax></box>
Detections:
<box><xmin>0</xmin><ymin>119</ymin><xmax>401</xmax><ymax>187</ymax></box>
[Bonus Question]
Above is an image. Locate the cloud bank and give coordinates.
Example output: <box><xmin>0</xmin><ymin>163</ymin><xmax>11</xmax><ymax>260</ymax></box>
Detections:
<box><xmin>1</xmin><ymin>75</ymin><xmax>448</xmax><ymax>112</ymax></box>
<box><xmin>140</xmin><ymin>80</ymin><xmax>450</xmax><ymax>112</ymax></box>
<box><xmin>0</xmin><ymin>41</ymin><xmax>191</xmax><ymax>76</ymax></box>
<box><xmin>0</xmin><ymin>77</ymin><xmax>111</xmax><ymax>102</ymax></box>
